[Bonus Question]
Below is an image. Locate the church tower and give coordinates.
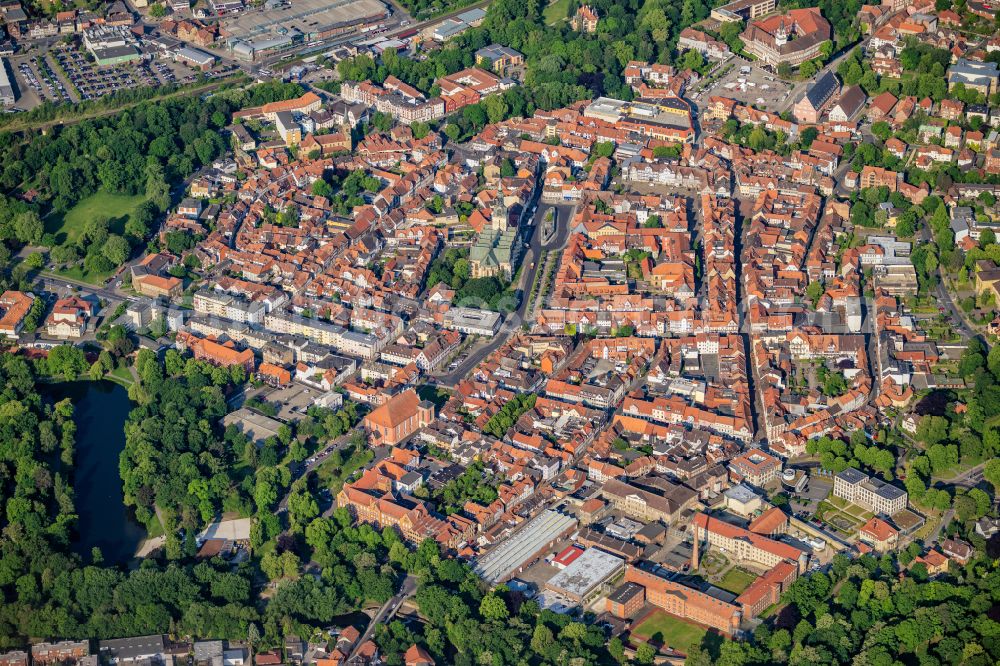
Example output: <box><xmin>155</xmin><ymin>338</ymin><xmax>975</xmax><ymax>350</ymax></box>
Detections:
<box><xmin>491</xmin><ymin>196</ymin><xmax>508</xmax><ymax>232</ymax></box>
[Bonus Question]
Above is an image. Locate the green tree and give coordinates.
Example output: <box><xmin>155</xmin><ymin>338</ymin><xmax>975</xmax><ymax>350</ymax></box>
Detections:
<box><xmin>12</xmin><ymin>211</ymin><xmax>43</xmax><ymax>245</ymax></box>
<box><xmin>479</xmin><ymin>593</ymin><xmax>508</xmax><ymax>622</ymax></box>
<box><xmin>916</xmin><ymin>415</ymin><xmax>949</xmax><ymax>446</ymax></box>
<box><xmin>102</xmin><ymin>234</ymin><xmax>130</xmax><ymax>266</ymax></box>
<box><xmin>806</xmin><ymin>281</ymin><xmax>824</xmax><ymax>307</ymax></box>
<box><xmin>635</xmin><ymin>642</ymin><xmax>656</xmax><ymax>665</ymax></box>
<box><xmin>984</xmin><ymin>458</ymin><xmax>1000</xmax><ymax>495</ymax></box>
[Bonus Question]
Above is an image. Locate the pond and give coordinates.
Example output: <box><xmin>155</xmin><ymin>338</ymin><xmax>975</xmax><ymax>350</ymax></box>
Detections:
<box><xmin>44</xmin><ymin>380</ymin><xmax>146</xmax><ymax>565</ymax></box>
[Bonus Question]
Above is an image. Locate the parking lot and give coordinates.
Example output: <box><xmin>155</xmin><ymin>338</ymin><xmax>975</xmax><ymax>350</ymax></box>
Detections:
<box><xmin>16</xmin><ymin>55</ymin><xmax>73</xmax><ymax>104</ymax></box>
<box><xmin>691</xmin><ymin>61</ymin><xmax>796</xmax><ymax>115</ymax></box>
<box><xmin>51</xmin><ymin>44</ymin><xmax>197</xmax><ymax>102</ymax></box>
<box><xmin>263</xmin><ymin>382</ymin><xmax>321</xmax><ymax>421</ymax></box>
<box><xmin>788</xmin><ymin>473</ymin><xmax>833</xmax><ymax>518</ymax></box>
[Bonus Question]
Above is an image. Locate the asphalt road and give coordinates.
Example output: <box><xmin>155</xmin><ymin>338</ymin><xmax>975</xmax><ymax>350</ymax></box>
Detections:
<box><xmin>35</xmin><ymin>273</ymin><xmax>135</xmax><ymax>304</ymax></box>
<box><xmin>949</xmin><ymin>461</ymin><xmax>988</xmax><ymax>489</ymax></box>
<box><xmin>926</xmin><ymin>509</ymin><xmax>955</xmax><ymax>545</ymax></box>
<box><xmin>915</xmin><ymin>225</ymin><xmax>977</xmax><ymax>340</ymax></box>
<box><xmin>349</xmin><ymin>573</ymin><xmax>418</xmax><ymax>659</ymax></box>
<box><xmin>276</xmin><ymin>431</ymin><xmax>356</xmax><ymax>512</ymax></box>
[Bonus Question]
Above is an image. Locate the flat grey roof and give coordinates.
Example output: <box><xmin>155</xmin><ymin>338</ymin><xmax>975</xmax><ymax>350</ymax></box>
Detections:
<box><xmin>222</xmin><ymin>408</ymin><xmax>284</xmax><ymax>444</ymax></box>
<box><xmin>545</xmin><ymin>547</ymin><xmax>624</xmax><ymax>599</ymax></box>
<box><xmin>99</xmin><ymin>635</ymin><xmax>165</xmax><ymax>660</ymax></box>
<box><xmin>835</xmin><ymin>467</ymin><xmax>867</xmax><ymax>484</ymax></box>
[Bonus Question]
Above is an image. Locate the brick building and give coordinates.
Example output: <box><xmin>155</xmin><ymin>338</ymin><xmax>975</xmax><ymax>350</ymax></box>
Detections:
<box><xmin>176</xmin><ymin>331</ymin><xmax>256</xmax><ymax>373</ymax></box>
<box><xmin>729</xmin><ymin>448</ymin><xmax>782</xmax><ymax>487</ymax></box>
<box><xmin>625</xmin><ymin>565</ymin><xmax>743</xmax><ymax>635</ymax></box>
<box><xmin>605</xmin><ymin>581</ymin><xmax>645</xmax><ymax>619</ymax></box>
<box><xmin>693</xmin><ymin>513</ymin><xmax>808</xmax><ymax>573</ymax></box>
<box><xmin>362</xmin><ymin>388</ymin><xmax>435</xmax><ymax>446</ymax></box>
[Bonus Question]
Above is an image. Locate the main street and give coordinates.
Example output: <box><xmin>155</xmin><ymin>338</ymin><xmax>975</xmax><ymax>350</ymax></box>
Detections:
<box><xmin>431</xmin><ymin>200</ymin><xmax>575</xmax><ymax>386</ymax></box>
<box><xmin>35</xmin><ymin>273</ymin><xmax>136</xmax><ymax>304</ymax></box>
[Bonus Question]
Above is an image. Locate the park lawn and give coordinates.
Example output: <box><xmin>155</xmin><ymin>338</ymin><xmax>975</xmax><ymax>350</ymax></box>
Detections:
<box><xmin>844</xmin><ymin>503</ymin><xmax>873</xmax><ymax>519</ymax></box>
<box><xmin>45</xmin><ymin>191</ymin><xmax>148</xmax><ymax>245</ymax></box>
<box><xmin>633</xmin><ymin>610</ymin><xmax>709</xmax><ymax>653</ymax></box>
<box><xmin>144</xmin><ymin>512</ymin><xmax>164</xmax><ymax>539</ymax></box>
<box><xmin>55</xmin><ymin>262</ymin><xmax>116</xmax><ymax>286</ymax></box>
<box><xmin>315</xmin><ymin>446</ymin><xmax>374</xmax><ymax>494</ymax></box>
<box><xmin>934</xmin><ymin>460</ymin><xmax>977</xmax><ymax>481</ymax></box>
<box><xmin>827</xmin><ymin>495</ymin><xmax>848</xmax><ymax>509</ymax></box>
<box><xmin>108</xmin><ymin>365</ymin><xmax>135</xmax><ymax>387</ymax></box>
<box><xmin>716</xmin><ymin>568</ymin><xmax>757</xmax><ymax>595</ymax></box>
<box><xmin>544</xmin><ymin>0</ymin><xmax>572</xmax><ymax>25</ymax></box>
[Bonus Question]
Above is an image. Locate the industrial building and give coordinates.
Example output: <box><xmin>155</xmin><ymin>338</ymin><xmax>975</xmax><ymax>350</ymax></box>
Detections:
<box><xmin>0</xmin><ymin>58</ymin><xmax>15</xmax><ymax>106</ymax></box>
<box><xmin>225</xmin><ymin>0</ymin><xmax>388</xmax><ymax>61</ymax></box>
<box><xmin>543</xmin><ymin>547</ymin><xmax>625</xmax><ymax>605</ymax></box>
<box><xmin>473</xmin><ymin>509</ymin><xmax>577</xmax><ymax>584</ymax></box>
<box><xmin>83</xmin><ymin>25</ymin><xmax>141</xmax><ymax>67</ymax></box>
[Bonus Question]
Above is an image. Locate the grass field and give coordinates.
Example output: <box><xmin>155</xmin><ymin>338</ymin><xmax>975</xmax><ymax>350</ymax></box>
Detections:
<box><xmin>107</xmin><ymin>365</ymin><xmax>135</xmax><ymax>387</ymax></box>
<box><xmin>45</xmin><ymin>191</ymin><xmax>148</xmax><ymax>284</ymax></box>
<box><xmin>544</xmin><ymin>0</ymin><xmax>572</xmax><ymax>24</ymax></box>
<box><xmin>716</xmin><ymin>568</ymin><xmax>757</xmax><ymax>594</ymax></box>
<box><xmin>55</xmin><ymin>262</ymin><xmax>115</xmax><ymax>286</ymax></box>
<box><xmin>633</xmin><ymin>611</ymin><xmax>709</xmax><ymax>652</ymax></box>
<box><xmin>45</xmin><ymin>191</ymin><xmax>147</xmax><ymax>245</ymax></box>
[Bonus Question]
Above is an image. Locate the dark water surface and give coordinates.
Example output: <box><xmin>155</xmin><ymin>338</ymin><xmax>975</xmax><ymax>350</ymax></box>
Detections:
<box><xmin>44</xmin><ymin>380</ymin><xmax>145</xmax><ymax>565</ymax></box>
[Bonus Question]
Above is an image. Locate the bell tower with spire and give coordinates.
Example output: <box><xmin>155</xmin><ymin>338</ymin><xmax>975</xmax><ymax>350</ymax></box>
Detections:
<box><xmin>774</xmin><ymin>18</ymin><xmax>788</xmax><ymax>47</ymax></box>
<box><xmin>491</xmin><ymin>196</ymin><xmax>508</xmax><ymax>232</ymax></box>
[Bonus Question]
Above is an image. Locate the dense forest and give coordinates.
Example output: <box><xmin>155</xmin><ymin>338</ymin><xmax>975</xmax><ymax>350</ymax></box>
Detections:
<box><xmin>0</xmin><ymin>346</ymin><xmax>376</xmax><ymax>647</ymax></box>
<box><xmin>0</xmin><ymin>351</ymin><xmax>259</xmax><ymax>645</ymax></box>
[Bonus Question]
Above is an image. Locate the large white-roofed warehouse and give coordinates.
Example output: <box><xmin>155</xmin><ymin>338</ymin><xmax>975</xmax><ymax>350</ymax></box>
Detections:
<box><xmin>473</xmin><ymin>509</ymin><xmax>577</xmax><ymax>585</ymax></box>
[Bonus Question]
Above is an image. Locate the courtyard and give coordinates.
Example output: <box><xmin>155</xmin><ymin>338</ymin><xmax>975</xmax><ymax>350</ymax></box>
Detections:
<box><xmin>814</xmin><ymin>495</ymin><xmax>872</xmax><ymax>537</ymax></box>
<box><xmin>715</xmin><ymin>567</ymin><xmax>757</xmax><ymax>595</ymax></box>
<box><xmin>632</xmin><ymin>609</ymin><xmax>713</xmax><ymax>654</ymax></box>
